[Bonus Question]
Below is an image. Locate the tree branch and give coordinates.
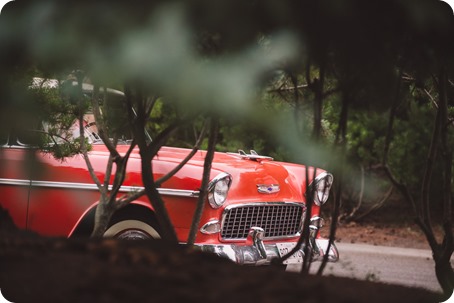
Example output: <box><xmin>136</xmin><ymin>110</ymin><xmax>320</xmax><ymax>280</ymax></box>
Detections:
<box><xmin>155</xmin><ymin>122</ymin><xmax>206</xmax><ymax>187</ymax></box>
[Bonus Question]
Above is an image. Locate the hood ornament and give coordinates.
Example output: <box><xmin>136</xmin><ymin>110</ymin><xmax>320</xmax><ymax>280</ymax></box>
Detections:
<box><xmin>257</xmin><ymin>184</ymin><xmax>280</xmax><ymax>194</ymax></box>
<box><xmin>227</xmin><ymin>150</ymin><xmax>274</xmax><ymax>162</ymax></box>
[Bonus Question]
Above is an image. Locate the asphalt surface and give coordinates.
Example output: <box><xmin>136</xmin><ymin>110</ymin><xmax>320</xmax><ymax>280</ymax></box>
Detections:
<box><xmin>287</xmin><ymin>242</ymin><xmax>451</xmax><ymax>293</ymax></box>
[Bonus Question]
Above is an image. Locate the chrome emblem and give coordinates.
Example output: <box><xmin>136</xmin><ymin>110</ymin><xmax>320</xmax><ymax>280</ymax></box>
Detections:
<box><xmin>257</xmin><ymin>184</ymin><xmax>280</xmax><ymax>194</ymax></box>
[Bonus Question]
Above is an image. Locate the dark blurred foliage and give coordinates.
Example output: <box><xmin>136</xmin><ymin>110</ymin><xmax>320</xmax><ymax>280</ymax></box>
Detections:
<box><xmin>1</xmin><ymin>0</ymin><xmax>453</xmax><ymax>95</ymax></box>
<box><xmin>1</xmin><ymin>0</ymin><xmax>454</xmax><ymax>188</ymax></box>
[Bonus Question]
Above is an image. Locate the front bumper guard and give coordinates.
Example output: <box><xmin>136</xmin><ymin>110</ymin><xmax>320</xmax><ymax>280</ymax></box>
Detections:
<box><xmin>197</xmin><ymin>226</ymin><xmax>339</xmax><ymax>266</ymax></box>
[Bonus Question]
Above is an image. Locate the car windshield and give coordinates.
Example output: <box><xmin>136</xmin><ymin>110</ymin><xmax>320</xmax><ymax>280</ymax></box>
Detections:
<box><xmin>42</xmin><ymin>112</ymin><xmax>141</xmax><ymax>146</ymax></box>
<box><xmin>29</xmin><ymin>78</ymin><xmax>142</xmax><ymax>146</ymax></box>
<box><xmin>42</xmin><ymin>114</ymin><xmax>103</xmax><ymax>145</ymax></box>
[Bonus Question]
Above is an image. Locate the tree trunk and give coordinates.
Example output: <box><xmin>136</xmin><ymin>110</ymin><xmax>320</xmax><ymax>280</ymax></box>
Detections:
<box><xmin>432</xmin><ymin>67</ymin><xmax>454</xmax><ymax>298</ymax></box>
<box><xmin>318</xmin><ymin>90</ymin><xmax>349</xmax><ymax>274</ymax></box>
<box><xmin>436</xmin><ymin>253</ymin><xmax>454</xmax><ymax>300</ymax></box>
<box><xmin>140</xmin><ymin>152</ymin><xmax>178</xmax><ymax>243</ymax></box>
<box><xmin>91</xmin><ymin>196</ymin><xmax>115</xmax><ymax>237</ymax></box>
<box><xmin>187</xmin><ymin>117</ymin><xmax>218</xmax><ymax>245</ymax></box>
<box><xmin>312</xmin><ymin>65</ymin><xmax>325</xmax><ymax>140</ymax></box>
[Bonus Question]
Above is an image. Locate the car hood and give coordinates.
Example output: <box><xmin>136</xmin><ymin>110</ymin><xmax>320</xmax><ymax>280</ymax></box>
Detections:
<box><xmin>91</xmin><ymin>145</ymin><xmax>321</xmax><ymax>202</ymax></box>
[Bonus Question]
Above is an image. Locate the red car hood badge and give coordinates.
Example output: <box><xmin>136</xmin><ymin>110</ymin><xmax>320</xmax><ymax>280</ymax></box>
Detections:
<box><xmin>257</xmin><ymin>184</ymin><xmax>280</xmax><ymax>194</ymax></box>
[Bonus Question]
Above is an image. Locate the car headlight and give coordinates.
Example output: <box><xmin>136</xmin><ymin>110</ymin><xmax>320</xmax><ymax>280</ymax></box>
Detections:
<box><xmin>208</xmin><ymin>172</ymin><xmax>232</xmax><ymax>209</ymax></box>
<box><xmin>307</xmin><ymin>172</ymin><xmax>333</xmax><ymax>206</ymax></box>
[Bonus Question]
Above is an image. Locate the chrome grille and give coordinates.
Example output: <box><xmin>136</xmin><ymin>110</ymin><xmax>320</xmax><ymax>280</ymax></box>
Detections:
<box><xmin>220</xmin><ymin>203</ymin><xmax>304</xmax><ymax>240</ymax></box>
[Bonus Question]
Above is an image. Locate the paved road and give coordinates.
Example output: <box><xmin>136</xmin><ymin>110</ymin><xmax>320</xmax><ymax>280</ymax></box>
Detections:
<box><xmin>287</xmin><ymin>243</ymin><xmax>450</xmax><ymax>293</ymax></box>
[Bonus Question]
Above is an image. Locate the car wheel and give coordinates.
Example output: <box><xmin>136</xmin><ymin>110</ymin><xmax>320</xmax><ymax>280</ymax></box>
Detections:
<box><xmin>103</xmin><ymin>219</ymin><xmax>161</xmax><ymax>240</ymax></box>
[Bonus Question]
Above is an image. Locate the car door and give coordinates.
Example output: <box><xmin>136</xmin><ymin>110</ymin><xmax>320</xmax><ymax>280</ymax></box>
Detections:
<box><xmin>0</xmin><ymin>129</ymin><xmax>33</xmax><ymax>230</ymax></box>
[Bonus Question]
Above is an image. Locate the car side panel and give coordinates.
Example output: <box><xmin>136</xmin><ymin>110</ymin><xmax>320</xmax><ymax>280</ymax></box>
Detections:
<box><xmin>28</xmin><ymin>187</ymin><xmax>99</xmax><ymax>236</ymax></box>
<box><xmin>26</xmin><ymin>153</ymin><xmax>101</xmax><ymax>236</ymax></box>
<box><xmin>0</xmin><ymin>148</ymin><xmax>32</xmax><ymax>229</ymax></box>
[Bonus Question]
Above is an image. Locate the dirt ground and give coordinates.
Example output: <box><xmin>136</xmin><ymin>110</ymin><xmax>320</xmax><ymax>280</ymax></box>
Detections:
<box><xmin>332</xmin><ymin>200</ymin><xmax>446</xmax><ymax>250</ymax></box>
<box><xmin>0</xmin><ymin>206</ymin><xmax>446</xmax><ymax>303</ymax></box>
<box><xmin>333</xmin><ymin>216</ymin><xmax>435</xmax><ymax>250</ymax></box>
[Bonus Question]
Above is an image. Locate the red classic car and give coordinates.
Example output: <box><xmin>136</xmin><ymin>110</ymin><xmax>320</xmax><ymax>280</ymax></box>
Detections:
<box><xmin>0</xmin><ymin>80</ymin><xmax>338</xmax><ymax>266</ymax></box>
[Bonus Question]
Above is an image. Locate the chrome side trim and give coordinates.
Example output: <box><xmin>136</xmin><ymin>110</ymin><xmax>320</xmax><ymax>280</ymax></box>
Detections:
<box><xmin>0</xmin><ymin>179</ymin><xmax>30</xmax><ymax>186</ymax></box>
<box><xmin>0</xmin><ymin>178</ymin><xmax>199</xmax><ymax>198</ymax></box>
<box><xmin>155</xmin><ymin>188</ymin><xmax>199</xmax><ymax>197</ymax></box>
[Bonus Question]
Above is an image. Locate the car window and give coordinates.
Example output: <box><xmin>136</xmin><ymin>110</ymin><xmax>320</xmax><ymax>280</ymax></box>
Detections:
<box><xmin>0</xmin><ymin>129</ymin><xmax>8</xmax><ymax>146</ymax></box>
<box><xmin>26</xmin><ymin>78</ymin><xmax>144</xmax><ymax>146</ymax></box>
<box><xmin>16</xmin><ymin>117</ymin><xmax>43</xmax><ymax>146</ymax></box>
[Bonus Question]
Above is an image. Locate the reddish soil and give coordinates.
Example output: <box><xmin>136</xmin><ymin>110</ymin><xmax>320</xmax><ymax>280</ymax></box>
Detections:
<box><xmin>331</xmin><ymin>200</ymin><xmax>447</xmax><ymax>250</ymax></box>
<box><xmin>334</xmin><ymin>220</ymin><xmax>435</xmax><ymax>249</ymax></box>
<box><xmin>0</xmin><ymin>206</ymin><xmax>445</xmax><ymax>303</ymax></box>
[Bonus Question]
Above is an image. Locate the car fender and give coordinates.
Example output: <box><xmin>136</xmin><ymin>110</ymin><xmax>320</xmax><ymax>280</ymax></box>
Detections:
<box><xmin>68</xmin><ymin>199</ymin><xmax>155</xmax><ymax>237</ymax></box>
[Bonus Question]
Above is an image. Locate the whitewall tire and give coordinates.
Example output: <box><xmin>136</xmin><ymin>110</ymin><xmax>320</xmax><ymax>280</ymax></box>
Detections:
<box><xmin>103</xmin><ymin>219</ymin><xmax>161</xmax><ymax>240</ymax></box>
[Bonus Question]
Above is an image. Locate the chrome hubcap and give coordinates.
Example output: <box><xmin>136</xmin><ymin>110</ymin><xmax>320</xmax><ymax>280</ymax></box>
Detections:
<box><xmin>115</xmin><ymin>229</ymin><xmax>151</xmax><ymax>240</ymax></box>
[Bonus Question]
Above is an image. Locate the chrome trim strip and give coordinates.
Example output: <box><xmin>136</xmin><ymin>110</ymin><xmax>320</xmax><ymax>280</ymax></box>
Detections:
<box><xmin>0</xmin><ymin>179</ymin><xmax>30</xmax><ymax>186</ymax></box>
<box><xmin>32</xmin><ymin>180</ymin><xmax>101</xmax><ymax>191</ymax></box>
<box><xmin>0</xmin><ymin>178</ymin><xmax>199</xmax><ymax>198</ymax></box>
<box><xmin>155</xmin><ymin>188</ymin><xmax>199</xmax><ymax>197</ymax></box>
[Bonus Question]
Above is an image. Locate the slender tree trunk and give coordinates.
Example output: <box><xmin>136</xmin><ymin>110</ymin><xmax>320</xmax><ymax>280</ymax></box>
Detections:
<box><xmin>140</xmin><ymin>151</ymin><xmax>178</xmax><ymax>243</ymax></box>
<box><xmin>91</xmin><ymin>197</ymin><xmax>115</xmax><ymax>237</ymax></box>
<box><xmin>124</xmin><ymin>85</ymin><xmax>179</xmax><ymax>243</ymax></box>
<box><xmin>381</xmin><ymin>67</ymin><xmax>453</xmax><ymax>297</ymax></box>
<box><xmin>318</xmin><ymin>90</ymin><xmax>349</xmax><ymax>274</ymax></box>
<box><xmin>312</xmin><ymin>64</ymin><xmax>325</xmax><ymax>140</ymax></box>
<box><xmin>431</xmin><ymin>68</ymin><xmax>454</xmax><ymax>299</ymax></box>
<box><xmin>187</xmin><ymin>117</ymin><xmax>218</xmax><ymax>245</ymax></box>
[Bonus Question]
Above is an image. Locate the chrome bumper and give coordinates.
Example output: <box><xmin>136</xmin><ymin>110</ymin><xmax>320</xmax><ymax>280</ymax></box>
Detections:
<box><xmin>196</xmin><ymin>227</ymin><xmax>339</xmax><ymax>266</ymax></box>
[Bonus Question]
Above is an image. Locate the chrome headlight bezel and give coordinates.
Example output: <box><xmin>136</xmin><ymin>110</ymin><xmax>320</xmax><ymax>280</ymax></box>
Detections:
<box><xmin>208</xmin><ymin>172</ymin><xmax>232</xmax><ymax>209</ymax></box>
<box><xmin>307</xmin><ymin>172</ymin><xmax>333</xmax><ymax>206</ymax></box>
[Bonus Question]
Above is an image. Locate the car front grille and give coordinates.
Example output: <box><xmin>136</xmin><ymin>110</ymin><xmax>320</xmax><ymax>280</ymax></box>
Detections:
<box><xmin>220</xmin><ymin>203</ymin><xmax>305</xmax><ymax>240</ymax></box>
